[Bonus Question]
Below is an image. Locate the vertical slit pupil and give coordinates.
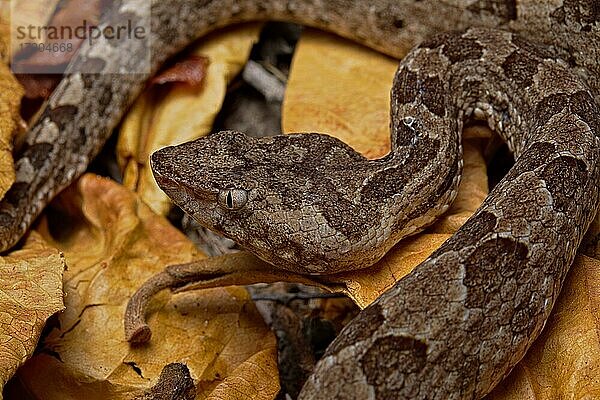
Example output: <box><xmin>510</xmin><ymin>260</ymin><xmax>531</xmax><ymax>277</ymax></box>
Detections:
<box><xmin>226</xmin><ymin>191</ymin><xmax>233</xmax><ymax>209</ymax></box>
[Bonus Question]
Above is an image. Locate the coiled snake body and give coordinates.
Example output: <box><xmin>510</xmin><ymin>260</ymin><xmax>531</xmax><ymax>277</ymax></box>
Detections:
<box><xmin>2</xmin><ymin>1</ymin><xmax>599</xmax><ymax>399</ymax></box>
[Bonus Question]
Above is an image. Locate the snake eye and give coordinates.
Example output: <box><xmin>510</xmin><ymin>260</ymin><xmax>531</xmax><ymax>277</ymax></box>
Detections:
<box><xmin>218</xmin><ymin>188</ymin><xmax>248</xmax><ymax>210</ymax></box>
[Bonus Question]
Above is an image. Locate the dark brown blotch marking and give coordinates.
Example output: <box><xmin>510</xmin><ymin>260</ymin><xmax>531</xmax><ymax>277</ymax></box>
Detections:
<box><xmin>393</xmin><ymin>68</ymin><xmax>447</xmax><ymax>121</ymax></box>
<box><xmin>535</xmin><ymin>91</ymin><xmax>599</xmax><ymax>138</ymax></box>
<box><xmin>80</xmin><ymin>72</ymin><xmax>99</xmax><ymax>89</ymax></box>
<box><xmin>98</xmin><ymin>88</ymin><xmax>113</xmax><ymax>107</ymax></box>
<box><xmin>392</xmin><ymin>113</ymin><xmax>424</xmax><ymax>147</ymax></box>
<box><xmin>506</xmin><ymin>142</ymin><xmax>556</xmax><ymax>180</ymax></box>
<box><xmin>320</xmin><ymin>192</ymin><xmax>377</xmax><ymax>242</ymax></box>
<box><xmin>46</xmin><ymin>105</ymin><xmax>78</xmax><ymax>130</ymax></box>
<box><xmin>361</xmin><ymin>165</ymin><xmax>408</xmax><ymax>203</ymax></box>
<box><xmin>421</xmin><ymin>33</ymin><xmax>484</xmax><ymax>64</ymax></box>
<box><xmin>0</xmin><ymin>211</ymin><xmax>13</xmax><ymax>227</ymax></box>
<box><xmin>550</xmin><ymin>5</ymin><xmax>567</xmax><ymax>25</ymax></box>
<box><xmin>393</xmin><ymin>68</ymin><xmax>419</xmax><ymax>107</ymax></box>
<box><xmin>571</xmin><ymin>90</ymin><xmax>600</xmax><ymax>137</ymax></box>
<box><xmin>403</xmin><ymin>150</ymin><xmax>459</xmax><ymax>224</ymax></box>
<box><xmin>434</xmin><ymin>156</ymin><xmax>459</xmax><ymax>199</ymax></box>
<box><xmin>421</xmin><ymin>76</ymin><xmax>446</xmax><ymax>117</ymax></box>
<box><xmin>361</xmin><ymin>137</ymin><xmax>440</xmax><ymax>204</ymax></box>
<box><xmin>434</xmin><ymin>211</ymin><xmax>498</xmax><ymax>255</ymax></box>
<box><xmin>552</xmin><ymin>0</ymin><xmax>600</xmax><ymax>28</ymax></box>
<box><xmin>4</xmin><ymin>182</ymin><xmax>30</xmax><ymax>207</ymax></box>
<box><xmin>511</xmin><ymin>35</ymin><xmax>554</xmax><ymax>59</ymax></box>
<box><xmin>466</xmin><ymin>0</ymin><xmax>517</xmax><ymax>21</ymax></box>
<box><xmin>22</xmin><ymin>142</ymin><xmax>55</xmax><ymax>171</ymax></box>
<box><xmin>359</xmin><ymin>335</ymin><xmax>427</xmax><ymax>398</ymax></box>
<box><xmin>80</xmin><ymin>57</ymin><xmax>107</xmax><ymax>73</ymax></box>
<box><xmin>75</xmin><ymin>127</ymin><xmax>87</xmax><ymax>148</ymax></box>
<box><xmin>441</xmin><ymin>35</ymin><xmax>484</xmax><ymax>64</ymax></box>
<box><xmin>501</xmin><ymin>48</ymin><xmax>540</xmax><ymax>88</ymax></box>
<box><xmin>464</xmin><ymin>237</ymin><xmax>528</xmax><ymax>309</ymax></box>
<box><xmin>374</xmin><ymin>4</ymin><xmax>405</xmax><ymax>30</ymax></box>
<box><xmin>541</xmin><ymin>155</ymin><xmax>588</xmax><ymax>214</ymax></box>
<box><xmin>325</xmin><ymin>303</ymin><xmax>384</xmax><ymax>356</ymax></box>
<box><xmin>534</xmin><ymin>93</ymin><xmax>569</xmax><ymax>130</ymax></box>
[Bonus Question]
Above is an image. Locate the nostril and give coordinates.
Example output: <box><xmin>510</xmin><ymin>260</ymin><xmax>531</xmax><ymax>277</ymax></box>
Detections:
<box><xmin>393</xmin><ymin>18</ymin><xmax>404</xmax><ymax>29</ymax></box>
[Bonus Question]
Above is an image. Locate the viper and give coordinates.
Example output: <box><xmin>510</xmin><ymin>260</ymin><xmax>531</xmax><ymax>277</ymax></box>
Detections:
<box><xmin>2</xmin><ymin>1</ymin><xmax>599</xmax><ymax>399</ymax></box>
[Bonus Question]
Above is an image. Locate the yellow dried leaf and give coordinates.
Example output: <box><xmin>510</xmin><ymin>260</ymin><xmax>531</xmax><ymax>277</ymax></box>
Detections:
<box><xmin>0</xmin><ymin>0</ymin><xmax>9</xmax><ymax>63</ymax></box>
<box><xmin>0</xmin><ymin>62</ymin><xmax>24</xmax><ymax>199</ymax></box>
<box><xmin>0</xmin><ymin>232</ymin><xmax>65</xmax><ymax>394</ymax></box>
<box><xmin>117</xmin><ymin>23</ymin><xmax>262</xmax><ymax>215</ymax></box>
<box><xmin>283</xmin><ymin>30</ymin><xmax>398</xmax><ymax>159</ymax></box>
<box><xmin>11</xmin><ymin>174</ymin><xmax>278</xmax><ymax>399</ymax></box>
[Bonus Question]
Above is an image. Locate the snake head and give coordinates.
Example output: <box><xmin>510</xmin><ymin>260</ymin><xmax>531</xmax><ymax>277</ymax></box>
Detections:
<box><xmin>151</xmin><ymin>130</ymin><xmax>384</xmax><ymax>273</ymax></box>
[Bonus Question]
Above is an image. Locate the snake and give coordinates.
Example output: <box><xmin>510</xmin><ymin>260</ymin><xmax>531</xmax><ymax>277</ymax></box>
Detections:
<box><xmin>2</xmin><ymin>1</ymin><xmax>599</xmax><ymax>399</ymax></box>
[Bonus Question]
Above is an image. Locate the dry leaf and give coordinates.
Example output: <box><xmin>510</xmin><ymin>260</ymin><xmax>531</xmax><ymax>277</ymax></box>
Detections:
<box><xmin>0</xmin><ymin>62</ymin><xmax>24</xmax><ymax>199</ymax></box>
<box><xmin>117</xmin><ymin>23</ymin><xmax>263</xmax><ymax>216</ymax></box>
<box><xmin>12</xmin><ymin>0</ymin><xmax>102</xmax><ymax>72</ymax></box>
<box><xmin>283</xmin><ymin>30</ymin><xmax>398</xmax><ymax>159</ymax></box>
<box><xmin>151</xmin><ymin>56</ymin><xmax>210</xmax><ymax>87</ymax></box>
<box><xmin>5</xmin><ymin>0</ymin><xmax>60</xmax><ymax>62</ymax></box>
<box><xmin>0</xmin><ymin>232</ymin><xmax>65</xmax><ymax>395</ymax></box>
<box><xmin>10</xmin><ymin>174</ymin><xmax>278</xmax><ymax>400</ymax></box>
<box><xmin>14</xmin><ymin>73</ymin><xmax>60</xmax><ymax>100</ymax></box>
<box><xmin>0</xmin><ymin>0</ymin><xmax>10</xmax><ymax>63</ymax></box>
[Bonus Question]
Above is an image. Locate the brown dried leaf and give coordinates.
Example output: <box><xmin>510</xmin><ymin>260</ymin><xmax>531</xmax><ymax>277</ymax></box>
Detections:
<box><xmin>12</xmin><ymin>0</ymin><xmax>102</xmax><ymax>71</ymax></box>
<box><xmin>117</xmin><ymin>23</ymin><xmax>262</xmax><ymax>215</ymax></box>
<box><xmin>0</xmin><ymin>62</ymin><xmax>24</xmax><ymax>199</ymax></box>
<box><xmin>0</xmin><ymin>232</ymin><xmax>65</xmax><ymax>393</ymax></box>
<box><xmin>11</xmin><ymin>174</ymin><xmax>278</xmax><ymax>400</ymax></box>
<box><xmin>151</xmin><ymin>56</ymin><xmax>210</xmax><ymax>87</ymax></box>
<box><xmin>0</xmin><ymin>0</ymin><xmax>10</xmax><ymax>63</ymax></box>
<box><xmin>15</xmin><ymin>73</ymin><xmax>60</xmax><ymax>100</ymax></box>
<box><xmin>5</xmin><ymin>0</ymin><xmax>60</xmax><ymax>61</ymax></box>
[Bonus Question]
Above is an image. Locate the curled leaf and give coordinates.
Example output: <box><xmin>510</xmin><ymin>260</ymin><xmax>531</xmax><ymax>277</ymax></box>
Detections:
<box><xmin>0</xmin><ymin>232</ymin><xmax>65</xmax><ymax>393</ymax></box>
<box><xmin>11</xmin><ymin>0</ymin><xmax>102</xmax><ymax>72</ymax></box>
<box><xmin>10</xmin><ymin>174</ymin><xmax>278</xmax><ymax>400</ymax></box>
<box><xmin>283</xmin><ymin>30</ymin><xmax>398</xmax><ymax>159</ymax></box>
<box><xmin>151</xmin><ymin>56</ymin><xmax>210</xmax><ymax>87</ymax></box>
<box><xmin>0</xmin><ymin>62</ymin><xmax>24</xmax><ymax>199</ymax></box>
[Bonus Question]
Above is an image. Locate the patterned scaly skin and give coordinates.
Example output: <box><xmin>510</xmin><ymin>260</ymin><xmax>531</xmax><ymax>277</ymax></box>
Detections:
<box><xmin>3</xmin><ymin>1</ymin><xmax>600</xmax><ymax>399</ymax></box>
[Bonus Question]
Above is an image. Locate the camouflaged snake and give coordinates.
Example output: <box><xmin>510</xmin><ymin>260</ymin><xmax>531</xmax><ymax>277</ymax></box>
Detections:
<box><xmin>2</xmin><ymin>1</ymin><xmax>600</xmax><ymax>399</ymax></box>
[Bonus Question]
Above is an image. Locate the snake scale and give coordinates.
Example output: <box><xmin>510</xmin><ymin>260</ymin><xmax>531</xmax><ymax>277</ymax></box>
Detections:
<box><xmin>2</xmin><ymin>1</ymin><xmax>599</xmax><ymax>399</ymax></box>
